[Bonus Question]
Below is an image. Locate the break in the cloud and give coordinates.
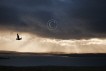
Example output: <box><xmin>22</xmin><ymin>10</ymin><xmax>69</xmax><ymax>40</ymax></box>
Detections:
<box><xmin>0</xmin><ymin>31</ymin><xmax>106</xmax><ymax>53</ymax></box>
<box><xmin>0</xmin><ymin>0</ymin><xmax>106</xmax><ymax>39</ymax></box>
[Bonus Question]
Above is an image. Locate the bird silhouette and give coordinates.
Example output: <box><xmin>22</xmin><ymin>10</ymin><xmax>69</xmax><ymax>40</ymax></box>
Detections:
<box><xmin>16</xmin><ymin>34</ymin><xmax>22</xmax><ymax>40</ymax></box>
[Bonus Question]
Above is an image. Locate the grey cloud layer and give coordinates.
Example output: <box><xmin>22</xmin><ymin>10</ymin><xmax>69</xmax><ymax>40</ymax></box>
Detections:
<box><xmin>0</xmin><ymin>0</ymin><xmax>106</xmax><ymax>39</ymax></box>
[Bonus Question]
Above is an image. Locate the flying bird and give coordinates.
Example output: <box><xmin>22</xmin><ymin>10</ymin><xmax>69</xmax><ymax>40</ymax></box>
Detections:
<box><xmin>16</xmin><ymin>34</ymin><xmax>22</xmax><ymax>40</ymax></box>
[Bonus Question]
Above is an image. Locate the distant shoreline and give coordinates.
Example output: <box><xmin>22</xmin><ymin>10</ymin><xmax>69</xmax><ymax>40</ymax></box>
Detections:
<box><xmin>0</xmin><ymin>51</ymin><xmax>106</xmax><ymax>57</ymax></box>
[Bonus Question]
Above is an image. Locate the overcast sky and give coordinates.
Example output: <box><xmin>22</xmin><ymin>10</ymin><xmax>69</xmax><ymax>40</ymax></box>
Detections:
<box><xmin>0</xmin><ymin>0</ymin><xmax>106</xmax><ymax>53</ymax></box>
<box><xmin>0</xmin><ymin>0</ymin><xmax>105</xmax><ymax>39</ymax></box>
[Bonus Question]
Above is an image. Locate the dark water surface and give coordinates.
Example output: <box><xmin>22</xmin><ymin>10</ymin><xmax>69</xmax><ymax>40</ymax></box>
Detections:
<box><xmin>0</xmin><ymin>56</ymin><xmax>106</xmax><ymax>66</ymax></box>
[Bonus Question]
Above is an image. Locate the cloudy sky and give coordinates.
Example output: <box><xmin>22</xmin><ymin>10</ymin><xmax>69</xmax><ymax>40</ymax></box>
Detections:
<box><xmin>0</xmin><ymin>0</ymin><xmax>106</xmax><ymax>53</ymax></box>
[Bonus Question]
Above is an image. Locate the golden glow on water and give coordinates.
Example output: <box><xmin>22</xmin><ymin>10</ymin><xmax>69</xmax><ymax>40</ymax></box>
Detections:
<box><xmin>0</xmin><ymin>31</ymin><xmax>106</xmax><ymax>54</ymax></box>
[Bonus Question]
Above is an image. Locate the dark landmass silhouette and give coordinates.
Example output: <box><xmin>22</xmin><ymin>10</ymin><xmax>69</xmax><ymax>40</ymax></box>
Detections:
<box><xmin>0</xmin><ymin>50</ymin><xmax>106</xmax><ymax>57</ymax></box>
<box><xmin>0</xmin><ymin>66</ymin><xmax>106</xmax><ymax>71</ymax></box>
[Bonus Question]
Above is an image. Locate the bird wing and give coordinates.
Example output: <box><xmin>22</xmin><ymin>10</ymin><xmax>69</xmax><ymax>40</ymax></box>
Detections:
<box><xmin>17</xmin><ymin>34</ymin><xmax>19</xmax><ymax>38</ymax></box>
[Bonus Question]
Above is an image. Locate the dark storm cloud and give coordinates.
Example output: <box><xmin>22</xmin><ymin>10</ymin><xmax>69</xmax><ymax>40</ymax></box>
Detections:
<box><xmin>0</xmin><ymin>0</ymin><xmax>106</xmax><ymax>39</ymax></box>
<box><xmin>0</xmin><ymin>6</ymin><xmax>18</xmax><ymax>25</ymax></box>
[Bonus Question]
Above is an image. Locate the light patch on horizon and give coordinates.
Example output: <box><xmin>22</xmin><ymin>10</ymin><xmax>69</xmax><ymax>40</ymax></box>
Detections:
<box><xmin>0</xmin><ymin>31</ymin><xmax>106</xmax><ymax>54</ymax></box>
